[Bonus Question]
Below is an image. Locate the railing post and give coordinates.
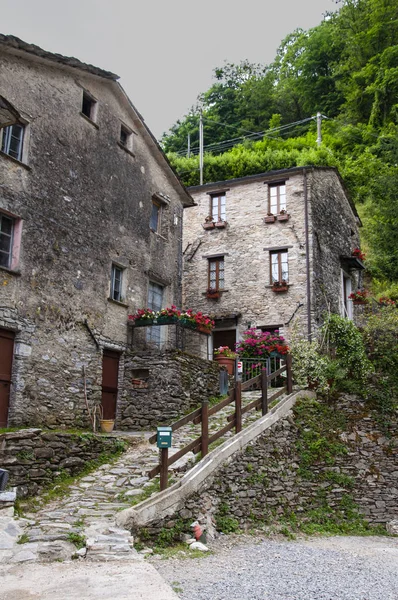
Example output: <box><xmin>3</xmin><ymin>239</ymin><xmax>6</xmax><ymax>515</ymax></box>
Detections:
<box><xmin>286</xmin><ymin>353</ymin><xmax>293</xmax><ymax>394</ymax></box>
<box><xmin>201</xmin><ymin>399</ymin><xmax>209</xmax><ymax>457</ymax></box>
<box><xmin>261</xmin><ymin>369</ymin><xmax>268</xmax><ymax>416</ymax></box>
<box><xmin>160</xmin><ymin>447</ymin><xmax>169</xmax><ymax>491</ymax></box>
<box><xmin>235</xmin><ymin>381</ymin><xmax>242</xmax><ymax>433</ymax></box>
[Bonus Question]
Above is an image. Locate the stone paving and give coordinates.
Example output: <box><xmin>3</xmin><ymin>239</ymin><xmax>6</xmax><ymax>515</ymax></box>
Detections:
<box><xmin>1</xmin><ymin>388</ymin><xmax>284</xmax><ymax>565</ymax></box>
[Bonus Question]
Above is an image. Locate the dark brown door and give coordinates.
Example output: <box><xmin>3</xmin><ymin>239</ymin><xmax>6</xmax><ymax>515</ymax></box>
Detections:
<box><xmin>0</xmin><ymin>328</ymin><xmax>15</xmax><ymax>427</ymax></box>
<box><xmin>101</xmin><ymin>349</ymin><xmax>120</xmax><ymax>420</ymax></box>
<box><xmin>213</xmin><ymin>330</ymin><xmax>236</xmax><ymax>358</ymax></box>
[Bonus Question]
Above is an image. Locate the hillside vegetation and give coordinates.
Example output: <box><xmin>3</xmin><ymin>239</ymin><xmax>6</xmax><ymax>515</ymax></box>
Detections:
<box><xmin>162</xmin><ymin>0</ymin><xmax>398</xmax><ymax>290</ymax></box>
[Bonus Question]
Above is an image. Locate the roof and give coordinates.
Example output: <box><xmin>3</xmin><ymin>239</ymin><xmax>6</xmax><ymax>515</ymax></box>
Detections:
<box><xmin>188</xmin><ymin>165</ymin><xmax>360</xmax><ymax>222</ymax></box>
<box><xmin>0</xmin><ymin>34</ymin><xmax>119</xmax><ymax>80</ymax></box>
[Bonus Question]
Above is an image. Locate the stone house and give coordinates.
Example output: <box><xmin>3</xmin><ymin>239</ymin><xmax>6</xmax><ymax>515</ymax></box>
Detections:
<box><xmin>0</xmin><ymin>35</ymin><xmax>197</xmax><ymax>429</ymax></box>
<box><xmin>183</xmin><ymin>167</ymin><xmax>364</xmax><ymax>356</ymax></box>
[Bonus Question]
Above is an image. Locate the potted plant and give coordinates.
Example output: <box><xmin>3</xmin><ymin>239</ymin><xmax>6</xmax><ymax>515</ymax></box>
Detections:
<box><xmin>203</xmin><ymin>215</ymin><xmax>215</xmax><ymax>230</ymax></box>
<box><xmin>352</xmin><ymin>247</ymin><xmax>366</xmax><ymax>261</ymax></box>
<box><xmin>277</xmin><ymin>209</ymin><xmax>290</xmax><ymax>222</ymax></box>
<box><xmin>206</xmin><ymin>287</ymin><xmax>220</xmax><ymax>299</ymax></box>
<box><xmin>272</xmin><ymin>279</ymin><xmax>288</xmax><ymax>292</ymax></box>
<box><xmin>214</xmin><ymin>346</ymin><xmax>237</xmax><ymax>375</ymax></box>
<box><xmin>348</xmin><ymin>289</ymin><xmax>369</xmax><ymax>305</ymax></box>
<box><xmin>264</xmin><ymin>212</ymin><xmax>276</xmax><ymax>224</ymax></box>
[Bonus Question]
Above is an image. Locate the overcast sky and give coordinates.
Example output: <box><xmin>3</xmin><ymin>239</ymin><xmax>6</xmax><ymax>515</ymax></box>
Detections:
<box><xmin>1</xmin><ymin>0</ymin><xmax>338</xmax><ymax>139</ymax></box>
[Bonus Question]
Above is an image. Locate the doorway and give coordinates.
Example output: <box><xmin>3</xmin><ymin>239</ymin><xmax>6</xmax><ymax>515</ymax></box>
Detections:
<box><xmin>101</xmin><ymin>349</ymin><xmax>120</xmax><ymax>421</ymax></box>
<box><xmin>212</xmin><ymin>329</ymin><xmax>236</xmax><ymax>358</ymax></box>
<box><xmin>0</xmin><ymin>328</ymin><xmax>15</xmax><ymax>427</ymax></box>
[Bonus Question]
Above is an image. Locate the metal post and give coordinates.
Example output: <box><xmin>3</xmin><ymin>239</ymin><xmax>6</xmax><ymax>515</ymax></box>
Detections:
<box><xmin>160</xmin><ymin>447</ymin><xmax>169</xmax><ymax>491</ymax></box>
<box><xmin>316</xmin><ymin>112</ymin><xmax>322</xmax><ymax>146</ymax></box>
<box><xmin>286</xmin><ymin>354</ymin><xmax>293</xmax><ymax>394</ymax></box>
<box><xmin>235</xmin><ymin>381</ymin><xmax>242</xmax><ymax>433</ymax></box>
<box><xmin>201</xmin><ymin>399</ymin><xmax>209</xmax><ymax>457</ymax></box>
<box><xmin>199</xmin><ymin>111</ymin><xmax>204</xmax><ymax>185</ymax></box>
<box><xmin>261</xmin><ymin>369</ymin><xmax>268</xmax><ymax>416</ymax></box>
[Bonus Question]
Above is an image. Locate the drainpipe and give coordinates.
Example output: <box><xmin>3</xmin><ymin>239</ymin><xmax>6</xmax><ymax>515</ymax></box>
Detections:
<box><xmin>303</xmin><ymin>169</ymin><xmax>312</xmax><ymax>341</ymax></box>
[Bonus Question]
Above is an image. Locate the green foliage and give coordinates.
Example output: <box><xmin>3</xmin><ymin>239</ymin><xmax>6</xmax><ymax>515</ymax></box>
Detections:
<box><xmin>290</xmin><ymin>337</ymin><xmax>330</xmax><ymax>392</ymax></box>
<box><xmin>156</xmin><ymin>519</ymin><xmax>189</xmax><ymax>548</ymax></box>
<box><xmin>67</xmin><ymin>532</ymin><xmax>86</xmax><ymax>549</ymax></box>
<box><xmin>321</xmin><ymin>313</ymin><xmax>372</xmax><ymax>383</ymax></box>
<box><xmin>17</xmin><ymin>533</ymin><xmax>29</xmax><ymax>544</ymax></box>
<box><xmin>215</xmin><ymin>515</ymin><xmax>240</xmax><ymax>534</ymax></box>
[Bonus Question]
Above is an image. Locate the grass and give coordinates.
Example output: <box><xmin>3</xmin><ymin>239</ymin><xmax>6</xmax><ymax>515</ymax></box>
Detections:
<box><xmin>154</xmin><ymin>543</ymin><xmax>211</xmax><ymax>560</ymax></box>
<box><xmin>67</xmin><ymin>532</ymin><xmax>87</xmax><ymax>549</ymax></box>
<box><xmin>17</xmin><ymin>533</ymin><xmax>29</xmax><ymax>544</ymax></box>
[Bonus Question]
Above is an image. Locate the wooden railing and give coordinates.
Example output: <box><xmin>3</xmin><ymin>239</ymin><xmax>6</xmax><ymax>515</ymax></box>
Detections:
<box><xmin>149</xmin><ymin>354</ymin><xmax>292</xmax><ymax>490</ymax></box>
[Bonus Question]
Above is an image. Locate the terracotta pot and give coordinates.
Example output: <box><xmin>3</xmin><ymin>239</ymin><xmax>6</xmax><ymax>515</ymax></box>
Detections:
<box><xmin>214</xmin><ymin>355</ymin><xmax>235</xmax><ymax>375</ymax></box>
<box><xmin>197</xmin><ymin>325</ymin><xmax>212</xmax><ymax>335</ymax></box>
<box><xmin>264</xmin><ymin>215</ymin><xmax>276</xmax><ymax>223</ymax></box>
<box><xmin>203</xmin><ymin>222</ymin><xmax>215</xmax><ymax>230</ymax></box>
<box><xmin>100</xmin><ymin>419</ymin><xmax>115</xmax><ymax>433</ymax></box>
<box><xmin>206</xmin><ymin>292</ymin><xmax>220</xmax><ymax>299</ymax></box>
<box><xmin>272</xmin><ymin>285</ymin><xmax>288</xmax><ymax>293</ymax></box>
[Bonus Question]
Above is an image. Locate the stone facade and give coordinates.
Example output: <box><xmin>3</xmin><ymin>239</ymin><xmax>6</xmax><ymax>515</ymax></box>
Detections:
<box><xmin>138</xmin><ymin>395</ymin><xmax>398</xmax><ymax>538</ymax></box>
<box><xmin>183</xmin><ymin>168</ymin><xmax>362</xmax><ymax>353</ymax></box>
<box><xmin>119</xmin><ymin>349</ymin><xmax>221</xmax><ymax>430</ymax></box>
<box><xmin>0</xmin><ymin>428</ymin><xmax>126</xmax><ymax>497</ymax></box>
<box><xmin>0</xmin><ymin>35</ymin><xmax>193</xmax><ymax>428</ymax></box>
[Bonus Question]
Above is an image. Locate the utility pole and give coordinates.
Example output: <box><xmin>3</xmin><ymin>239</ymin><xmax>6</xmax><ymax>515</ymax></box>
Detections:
<box><xmin>316</xmin><ymin>112</ymin><xmax>322</xmax><ymax>146</ymax></box>
<box><xmin>187</xmin><ymin>132</ymin><xmax>190</xmax><ymax>158</ymax></box>
<box><xmin>199</xmin><ymin>110</ymin><xmax>204</xmax><ymax>185</ymax></box>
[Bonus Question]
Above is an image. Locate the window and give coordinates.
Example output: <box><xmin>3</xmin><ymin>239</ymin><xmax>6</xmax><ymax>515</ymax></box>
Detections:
<box><xmin>120</xmin><ymin>124</ymin><xmax>134</xmax><ymax>150</ymax></box>
<box><xmin>208</xmin><ymin>257</ymin><xmax>225</xmax><ymax>290</ymax></box>
<box><xmin>270</xmin><ymin>250</ymin><xmax>288</xmax><ymax>284</ymax></box>
<box><xmin>147</xmin><ymin>282</ymin><xmax>164</xmax><ymax>346</ymax></box>
<box><xmin>1</xmin><ymin>124</ymin><xmax>24</xmax><ymax>161</ymax></box>
<box><xmin>0</xmin><ymin>213</ymin><xmax>13</xmax><ymax>268</ymax></box>
<box><xmin>211</xmin><ymin>193</ymin><xmax>226</xmax><ymax>222</ymax></box>
<box><xmin>269</xmin><ymin>183</ymin><xmax>286</xmax><ymax>214</ymax></box>
<box><xmin>81</xmin><ymin>91</ymin><xmax>97</xmax><ymax>122</ymax></box>
<box><xmin>150</xmin><ymin>199</ymin><xmax>161</xmax><ymax>232</ymax></box>
<box><xmin>110</xmin><ymin>264</ymin><xmax>123</xmax><ymax>302</ymax></box>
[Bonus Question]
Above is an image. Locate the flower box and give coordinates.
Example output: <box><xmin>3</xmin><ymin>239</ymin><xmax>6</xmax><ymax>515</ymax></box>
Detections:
<box><xmin>133</xmin><ymin>318</ymin><xmax>154</xmax><ymax>326</ymax></box>
<box><xmin>277</xmin><ymin>213</ymin><xmax>290</xmax><ymax>222</ymax></box>
<box><xmin>203</xmin><ymin>222</ymin><xmax>215</xmax><ymax>230</ymax></box>
<box><xmin>215</xmin><ymin>221</ymin><xmax>227</xmax><ymax>228</ymax></box>
<box><xmin>156</xmin><ymin>315</ymin><xmax>178</xmax><ymax>325</ymax></box>
<box><xmin>272</xmin><ymin>284</ymin><xmax>288</xmax><ymax>293</ymax></box>
<box><xmin>264</xmin><ymin>215</ymin><xmax>276</xmax><ymax>223</ymax></box>
<box><xmin>206</xmin><ymin>291</ymin><xmax>220</xmax><ymax>299</ymax></box>
<box><xmin>352</xmin><ymin>300</ymin><xmax>368</xmax><ymax>306</ymax></box>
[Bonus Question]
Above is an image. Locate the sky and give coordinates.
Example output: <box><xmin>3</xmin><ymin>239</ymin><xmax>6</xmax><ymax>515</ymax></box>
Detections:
<box><xmin>0</xmin><ymin>0</ymin><xmax>339</xmax><ymax>139</ymax></box>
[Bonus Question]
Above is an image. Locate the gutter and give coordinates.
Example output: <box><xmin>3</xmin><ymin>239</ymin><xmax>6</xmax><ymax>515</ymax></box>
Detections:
<box><xmin>303</xmin><ymin>169</ymin><xmax>312</xmax><ymax>341</ymax></box>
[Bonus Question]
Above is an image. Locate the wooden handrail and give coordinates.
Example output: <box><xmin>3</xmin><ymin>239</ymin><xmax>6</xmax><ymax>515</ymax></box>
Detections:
<box><xmin>150</xmin><ymin>353</ymin><xmax>293</xmax><ymax>490</ymax></box>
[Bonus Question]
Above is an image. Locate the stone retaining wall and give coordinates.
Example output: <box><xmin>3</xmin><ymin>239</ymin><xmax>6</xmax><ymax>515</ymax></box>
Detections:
<box><xmin>118</xmin><ymin>350</ymin><xmax>221</xmax><ymax>430</ymax></box>
<box><xmin>138</xmin><ymin>395</ymin><xmax>397</xmax><ymax>537</ymax></box>
<box><xmin>0</xmin><ymin>428</ymin><xmax>125</xmax><ymax>497</ymax></box>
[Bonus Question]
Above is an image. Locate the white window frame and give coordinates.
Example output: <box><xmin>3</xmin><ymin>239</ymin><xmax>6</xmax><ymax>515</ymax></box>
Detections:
<box><xmin>147</xmin><ymin>281</ymin><xmax>164</xmax><ymax>346</ymax></box>
<box><xmin>211</xmin><ymin>193</ymin><xmax>226</xmax><ymax>222</ymax></box>
<box><xmin>110</xmin><ymin>264</ymin><xmax>124</xmax><ymax>302</ymax></box>
<box><xmin>1</xmin><ymin>123</ymin><xmax>25</xmax><ymax>162</ymax></box>
<box><xmin>269</xmin><ymin>183</ymin><xmax>286</xmax><ymax>214</ymax></box>
<box><xmin>341</xmin><ymin>270</ymin><xmax>353</xmax><ymax>320</ymax></box>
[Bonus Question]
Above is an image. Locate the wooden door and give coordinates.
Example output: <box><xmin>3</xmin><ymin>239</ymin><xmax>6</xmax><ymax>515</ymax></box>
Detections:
<box><xmin>0</xmin><ymin>329</ymin><xmax>15</xmax><ymax>427</ymax></box>
<box><xmin>101</xmin><ymin>350</ymin><xmax>120</xmax><ymax>420</ymax></box>
<box><xmin>212</xmin><ymin>330</ymin><xmax>236</xmax><ymax>358</ymax></box>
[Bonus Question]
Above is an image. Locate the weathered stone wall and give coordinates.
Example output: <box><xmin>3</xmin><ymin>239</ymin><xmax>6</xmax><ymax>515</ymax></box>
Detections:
<box><xmin>0</xmin><ymin>428</ymin><xmax>125</xmax><ymax>497</ymax></box>
<box><xmin>119</xmin><ymin>349</ymin><xmax>221</xmax><ymax>430</ymax></box>
<box><xmin>309</xmin><ymin>169</ymin><xmax>361</xmax><ymax>325</ymax></box>
<box><xmin>183</xmin><ymin>167</ymin><xmax>361</xmax><ymax>345</ymax></box>
<box><xmin>0</xmin><ymin>44</ymin><xmax>189</xmax><ymax>427</ymax></box>
<box><xmin>142</xmin><ymin>396</ymin><xmax>397</xmax><ymax>536</ymax></box>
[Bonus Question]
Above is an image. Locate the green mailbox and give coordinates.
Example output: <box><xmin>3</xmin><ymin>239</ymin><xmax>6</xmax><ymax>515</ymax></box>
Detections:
<box><xmin>157</xmin><ymin>426</ymin><xmax>172</xmax><ymax>449</ymax></box>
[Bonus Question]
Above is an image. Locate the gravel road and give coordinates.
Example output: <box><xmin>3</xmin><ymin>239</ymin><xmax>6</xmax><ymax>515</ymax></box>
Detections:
<box><xmin>154</xmin><ymin>534</ymin><xmax>398</xmax><ymax>600</ymax></box>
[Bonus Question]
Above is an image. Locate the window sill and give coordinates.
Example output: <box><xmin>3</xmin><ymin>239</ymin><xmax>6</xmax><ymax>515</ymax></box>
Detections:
<box><xmin>0</xmin><ymin>151</ymin><xmax>31</xmax><ymax>170</ymax></box>
<box><xmin>107</xmin><ymin>297</ymin><xmax>129</xmax><ymax>308</ymax></box>
<box><xmin>117</xmin><ymin>141</ymin><xmax>135</xmax><ymax>157</ymax></box>
<box><xmin>267</xmin><ymin>284</ymin><xmax>291</xmax><ymax>292</ymax></box>
<box><xmin>0</xmin><ymin>265</ymin><xmax>21</xmax><ymax>276</ymax></box>
<box><xmin>80</xmin><ymin>112</ymin><xmax>99</xmax><ymax>129</ymax></box>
